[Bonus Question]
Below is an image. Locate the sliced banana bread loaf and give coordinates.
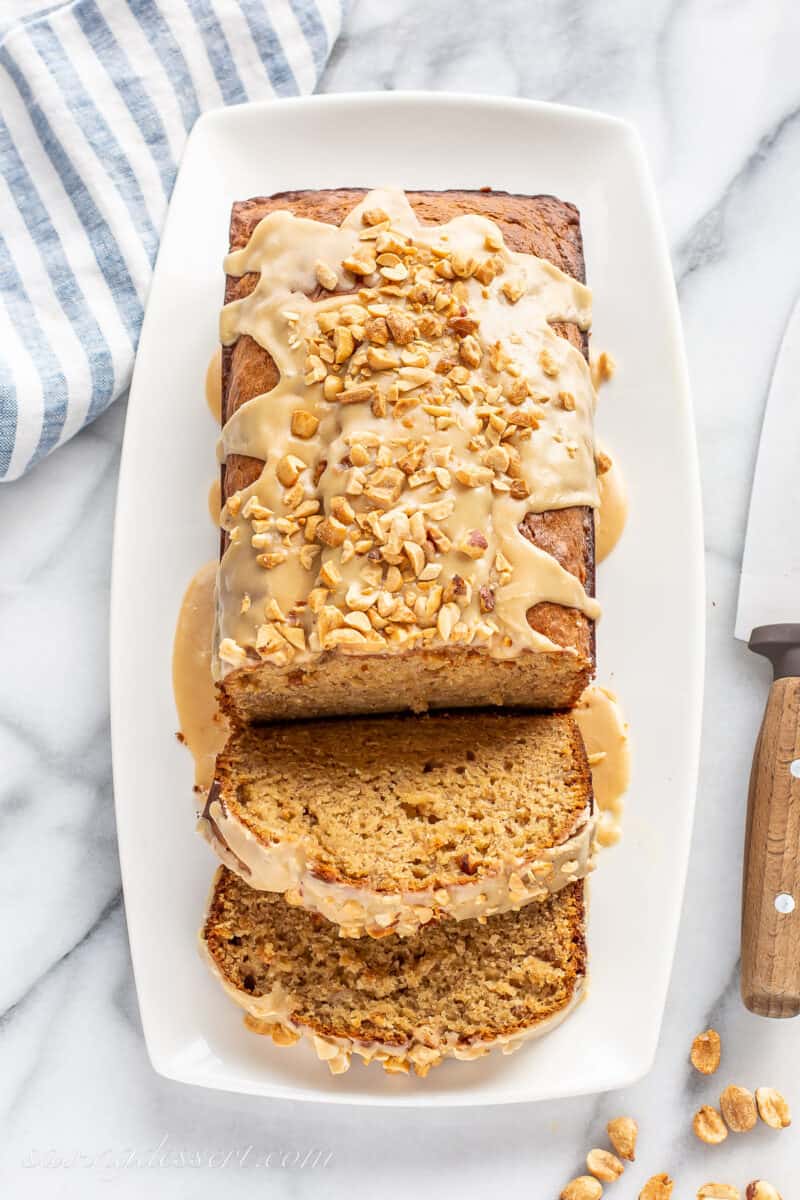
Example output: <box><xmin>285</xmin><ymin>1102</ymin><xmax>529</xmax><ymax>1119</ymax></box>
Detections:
<box><xmin>199</xmin><ymin>710</ymin><xmax>594</xmax><ymax>937</ymax></box>
<box><xmin>202</xmin><ymin>866</ymin><xmax>587</xmax><ymax>1076</ymax></box>
<box><xmin>216</xmin><ymin>187</ymin><xmax>598</xmax><ymax>724</ymax></box>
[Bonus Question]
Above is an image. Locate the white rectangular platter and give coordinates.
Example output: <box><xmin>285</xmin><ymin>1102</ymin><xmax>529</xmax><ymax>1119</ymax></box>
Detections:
<box><xmin>110</xmin><ymin>91</ymin><xmax>704</xmax><ymax>1105</ymax></box>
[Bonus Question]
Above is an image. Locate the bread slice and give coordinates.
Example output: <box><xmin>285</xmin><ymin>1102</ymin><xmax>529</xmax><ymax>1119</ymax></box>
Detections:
<box><xmin>217</xmin><ymin>188</ymin><xmax>597</xmax><ymax>725</ymax></box>
<box><xmin>202</xmin><ymin>867</ymin><xmax>587</xmax><ymax>1076</ymax></box>
<box><xmin>199</xmin><ymin>711</ymin><xmax>595</xmax><ymax>937</ymax></box>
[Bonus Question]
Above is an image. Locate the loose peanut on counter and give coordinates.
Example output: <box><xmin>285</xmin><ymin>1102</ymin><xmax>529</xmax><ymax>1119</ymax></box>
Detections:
<box><xmin>586</xmin><ymin>1148</ymin><xmax>624</xmax><ymax>1182</ymax></box>
<box><xmin>746</xmin><ymin>1184</ymin><xmax>782</xmax><ymax>1200</ymax></box>
<box><xmin>560</xmin><ymin>1176</ymin><xmax>603</xmax><ymax>1200</ymax></box>
<box><xmin>697</xmin><ymin>1186</ymin><xmax>740</xmax><ymax>1200</ymax></box>
<box><xmin>606</xmin><ymin>1115</ymin><xmax>637</xmax><ymax>1161</ymax></box>
<box><xmin>690</xmin><ymin>1028</ymin><xmax>721</xmax><ymax>1075</ymax></box>
<box><xmin>693</xmin><ymin>1105</ymin><xmax>728</xmax><ymax>1145</ymax></box>
<box><xmin>754</xmin><ymin>1087</ymin><xmax>791</xmax><ymax>1129</ymax></box>
<box><xmin>719</xmin><ymin>1084</ymin><xmax>757</xmax><ymax>1133</ymax></box>
<box><xmin>639</xmin><ymin>1175</ymin><xmax>673</xmax><ymax>1200</ymax></box>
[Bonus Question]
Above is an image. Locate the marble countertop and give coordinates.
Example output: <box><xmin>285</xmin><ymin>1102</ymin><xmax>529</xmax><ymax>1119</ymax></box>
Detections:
<box><xmin>3</xmin><ymin>0</ymin><xmax>800</xmax><ymax>1194</ymax></box>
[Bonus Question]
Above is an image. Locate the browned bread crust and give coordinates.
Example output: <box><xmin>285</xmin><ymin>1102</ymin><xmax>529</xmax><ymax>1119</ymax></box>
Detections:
<box><xmin>220</xmin><ymin>190</ymin><xmax>595</xmax><ymax>722</ymax></box>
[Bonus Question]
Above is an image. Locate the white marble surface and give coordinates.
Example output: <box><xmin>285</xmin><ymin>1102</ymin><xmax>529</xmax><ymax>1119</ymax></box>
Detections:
<box><xmin>2</xmin><ymin>0</ymin><xmax>800</xmax><ymax>1194</ymax></box>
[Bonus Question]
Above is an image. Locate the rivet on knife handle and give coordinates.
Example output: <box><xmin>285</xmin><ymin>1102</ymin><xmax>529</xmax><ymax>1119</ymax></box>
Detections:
<box><xmin>741</xmin><ymin>623</ymin><xmax>800</xmax><ymax>1017</ymax></box>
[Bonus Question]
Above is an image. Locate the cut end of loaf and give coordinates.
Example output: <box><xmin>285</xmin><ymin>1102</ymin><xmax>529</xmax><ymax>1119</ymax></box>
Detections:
<box><xmin>219</xmin><ymin>638</ymin><xmax>593</xmax><ymax>724</ymax></box>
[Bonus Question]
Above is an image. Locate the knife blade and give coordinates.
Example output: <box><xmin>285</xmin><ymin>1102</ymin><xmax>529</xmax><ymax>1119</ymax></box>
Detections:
<box><xmin>737</xmin><ymin>296</ymin><xmax>800</xmax><ymax>1020</ymax></box>
<box><xmin>736</xmin><ymin>296</ymin><xmax>800</xmax><ymax>640</ymax></box>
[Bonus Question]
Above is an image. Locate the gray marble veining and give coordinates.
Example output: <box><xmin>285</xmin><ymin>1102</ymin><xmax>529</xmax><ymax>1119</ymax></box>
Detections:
<box><xmin>2</xmin><ymin>0</ymin><xmax>800</xmax><ymax>1193</ymax></box>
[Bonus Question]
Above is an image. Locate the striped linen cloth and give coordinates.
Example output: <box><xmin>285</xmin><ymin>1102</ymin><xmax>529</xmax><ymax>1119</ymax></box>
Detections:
<box><xmin>0</xmin><ymin>0</ymin><xmax>343</xmax><ymax>480</ymax></box>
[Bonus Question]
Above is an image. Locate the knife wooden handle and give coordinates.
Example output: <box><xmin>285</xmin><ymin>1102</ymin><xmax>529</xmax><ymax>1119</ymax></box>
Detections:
<box><xmin>741</xmin><ymin>671</ymin><xmax>800</xmax><ymax>1017</ymax></box>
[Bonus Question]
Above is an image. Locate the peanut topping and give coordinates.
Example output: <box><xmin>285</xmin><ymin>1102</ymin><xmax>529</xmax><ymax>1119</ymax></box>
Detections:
<box><xmin>501</xmin><ymin>277</ymin><xmax>524</xmax><ymax>303</ymax></box>
<box><xmin>362</xmin><ymin>206</ymin><xmax>389</xmax><ymax>227</ymax></box>
<box><xmin>333</xmin><ymin>325</ymin><xmax>355</xmax><ymax>363</ymax></box>
<box><xmin>339</xmin><ymin>384</ymin><xmax>374</xmax><ymax>405</ymax></box>
<box><xmin>314</xmin><ymin>260</ymin><xmax>338</xmax><ymax>291</ymax></box>
<box><xmin>244</xmin><ymin>1015</ymin><xmax>302</xmax><ymax>1044</ymax></box>
<box><xmin>591</xmin><ymin>349</ymin><xmax>616</xmax><ymax>387</ymax></box>
<box><xmin>323</xmin><ymin>374</ymin><xmax>343</xmax><ymax>400</ymax></box>
<box><xmin>367</xmin><ymin>345</ymin><xmax>399</xmax><ymax>371</ymax></box>
<box><xmin>595</xmin><ymin>450</ymin><xmax>612</xmax><ymax>475</ymax></box>
<box><xmin>690</xmin><ymin>1028</ymin><xmax>721</xmax><ymax>1075</ymax></box>
<box><xmin>386</xmin><ymin>309</ymin><xmax>415</xmax><ymax>344</ymax></box>
<box><xmin>342</xmin><ymin>250</ymin><xmax>376</xmax><ymax>276</ymax></box>
<box><xmin>290</xmin><ymin>409</ymin><xmax>319</xmax><ymax>439</ymax></box>
<box><xmin>697</xmin><ymin>1187</ymin><xmax>740</xmax><ymax>1200</ymax></box>
<box><xmin>459</xmin><ymin>334</ymin><xmax>482</xmax><ymax>368</ymax></box>
<box><xmin>304</xmin><ymin>354</ymin><xmax>326</xmax><ymax>384</ymax></box>
<box><xmin>216</xmin><ymin>188</ymin><xmax>598</xmax><ymax>675</ymax></box>
<box><xmin>276</xmin><ymin>454</ymin><xmax>306</xmax><ymax>487</ymax></box>
<box><xmin>257</xmin><ymin>551</ymin><xmax>287</xmax><ymax>570</ymax></box>
<box><xmin>539</xmin><ymin>347</ymin><xmax>559</xmax><ymax>377</ymax></box>
<box><xmin>317</xmin><ymin>517</ymin><xmax>348</xmax><ymax>547</ymax></box>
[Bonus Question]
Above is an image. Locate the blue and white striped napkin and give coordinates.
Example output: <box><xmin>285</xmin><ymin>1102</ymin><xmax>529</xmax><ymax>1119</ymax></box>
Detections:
<box><xmin>0</xmin><ymin>0</ymin><xmax>343</xmax><ymax>481</ymax></box>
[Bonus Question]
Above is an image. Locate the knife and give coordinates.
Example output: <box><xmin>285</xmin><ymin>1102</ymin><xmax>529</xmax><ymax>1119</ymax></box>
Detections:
<box><xmin>736</xmin><ymin>296</ymin><xmax>800</xmax><ymax>1018</ymax></box>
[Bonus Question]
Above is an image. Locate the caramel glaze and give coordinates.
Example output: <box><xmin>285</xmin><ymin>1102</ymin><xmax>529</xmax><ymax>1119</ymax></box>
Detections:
<box><xmin>574</xmin><ymin>684</ymin><xmax>630</xmax><ymax>847</ymax></box>
<box><xmin>215</xmin><ymin>188</ymin><xmax>600</xmax><ymax>679</ymax></box>
<box><xmin>205</xmin><ymin>346</ymin><xmax>222</xmax><ymax>423</ymax></box>
<box><xmin>172</xmin><ymin>562</ymin><xmax>229</xmax><ymax>793</ymax></box>
<box><xmin>595</xmin><ymin>445</ymin><xmax>627</xmax><ymax>563</ymax></box>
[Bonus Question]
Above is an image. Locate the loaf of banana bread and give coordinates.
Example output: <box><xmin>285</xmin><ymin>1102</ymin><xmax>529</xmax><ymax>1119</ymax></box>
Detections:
<box><xmin>216</xmin><ymin>188</ymin><xmax>598</xmax><ymax>723</ymax></box>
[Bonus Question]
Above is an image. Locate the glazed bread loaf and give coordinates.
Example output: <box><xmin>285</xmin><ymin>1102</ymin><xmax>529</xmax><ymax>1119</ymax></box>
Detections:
<box><xmin>199</xmin><ymin>710</ymin><xmax>595</xmax><ymax>937</ymax></box>
<box><xmin>216</xmin><ymin>188</ymin><xmax>598</xmax><ymax>723</ymax></box>
<box><xmin>202</xmin><ymin>866</ymin><xmax>587</xmax><ymax>1076</ymax></box>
